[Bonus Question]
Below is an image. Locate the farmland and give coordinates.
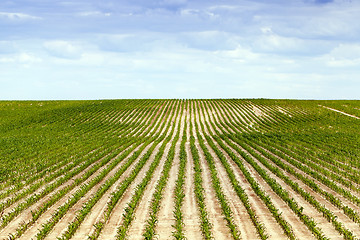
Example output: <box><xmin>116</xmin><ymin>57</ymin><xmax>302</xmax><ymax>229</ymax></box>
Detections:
<box><xmin>0</xmin><ymin>99</ymin><xmax>359</xmax><ymax>240</ymax></box>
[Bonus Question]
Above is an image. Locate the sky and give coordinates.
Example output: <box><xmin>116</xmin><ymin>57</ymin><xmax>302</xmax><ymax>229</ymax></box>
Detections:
<box><xmin>0</xmin><ymin>0</ymin><xmax>359</xmax><ymax>100</ymax></box>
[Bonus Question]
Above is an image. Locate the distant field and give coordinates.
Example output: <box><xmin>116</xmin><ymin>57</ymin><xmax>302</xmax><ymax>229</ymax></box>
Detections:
<box><xmin>0</xmin><ymin>99</ymin><xmax>359</xmax><ymax>240</ymax></box>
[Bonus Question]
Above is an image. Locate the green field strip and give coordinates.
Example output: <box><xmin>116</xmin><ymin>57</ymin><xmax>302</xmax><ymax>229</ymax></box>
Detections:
<box><xmin>0</xmin><ymin>100</ymin><xmax>157</xmax><ymax>212</ymax></box>
<box><xmin>253</xmin><ymin>137</ymin><xmax>360</xmax><ymax>198</ymax></box>
<box><xmin>211</xmin><ymin>102</ymin><xmax>357</xmax><ymax>239</ymax></box>
<box><xmin>115</xmin><ymin>102</ymin><xmax>181</xmax><ymax>240</ymax></box>
<box><xmin>206</xmin><ymin>100</ymin><xmax>321</xmax><ymax>239</ymax></box>
<box><xmin>141</xmin><ymin>101</ymin><xmax>183</xmax><ymax>239</ymax></box>
<box><xmin>31</xmin><ymin>101</ymin><xmax>175</xmax><ymax>239</ymax></box>
<box><xmin>240</xmin><ymin>138</ymin><xmax>360</xmax><ymax>228</ymax></box>
<box><xmin>172</xmin><ymin>102</ymin><xmax>188</xmax><ymax>240</ymax></box>
<box><xmin>1</xmin><ymin>99</ymin><xmax>359</xmax><ymax>240</ymax></box>
<box><xmin>188</xmin><ymin>101</ymin><xmax>213</xmax><ymax>240</ymax></box>
<box><xmin>194</xmin><ymin>101</ymin><xmax>241</xmax><ymax>240</ymax></box>
<box><xmin>1</xmin><ymin>100</ymin><xmax>172</xmax><ymax>238</ymax></box>
<box><xmin>87</xmin><ymin>100</ymin><xmax>178</xmax><ymax>240</ymax></box>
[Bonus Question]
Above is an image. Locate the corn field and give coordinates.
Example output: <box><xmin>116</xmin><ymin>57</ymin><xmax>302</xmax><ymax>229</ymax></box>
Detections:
<box><xmin>0</xmin><ymin>99</ymin><xmax>360</xmax><ymax>240</ymax></box>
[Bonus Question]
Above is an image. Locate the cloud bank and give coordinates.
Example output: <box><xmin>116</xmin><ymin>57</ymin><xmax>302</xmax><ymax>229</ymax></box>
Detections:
<box><xmin>0</xmin><ymin>0</ymin><xmax>359</xmax><ymax>99</ymax></box>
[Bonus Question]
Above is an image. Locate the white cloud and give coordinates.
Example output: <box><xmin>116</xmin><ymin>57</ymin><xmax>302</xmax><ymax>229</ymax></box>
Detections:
<box><xmin>18</xmin><ymin>53</ymin><xmax>42</xmax><ymax>63</ymax></box>
<box><xmin>322</xmin><ymin>44</ymin><xmax>360</xmax><ymax>67</ymax></box>
<box><xmin>253</xmin><ymin>29</ymin><xmax>305</xmax><ymax>53</ymax></box>
<box><xmin>77</xmin><ymin>11</ymin><xmax>112</xmax><ymax>17</ymax></box>
<box><xmin>208</xmin><ymin>5</ymin><xmax>240</xmax><ymax>11</ymax></box>
<box><xmin>180</xmin><ymin>8</ymin><xmax>219</xmax><ymax>19</ymax></box>
<box><xmin>0</xmin><ymin>53</ymin><xmax>42</xmax><ymax>64</ymax></box>
<box><xmin>1</xmin><ymin>0</ymin><xmax>360</xmax><ymax>99</ymax></box>
<box><xmin>329</xmin><ymin>44</ymin><xmax>360</xmax><ymax>60</ymax></box>
<box><xmin>44</xmin><ymin>41</ymin><xmax>82</xmax><ymax>59</ymax></box>
<box><xmin>0</xmin><ymin>12</ymin><xmax>41</xmax><ymax>20</ymax></box>
<box><xmin>327</xmin><ymin>59</ymin><xmax>360</xmax><ymax>67</ymax></box>
<box><xmin>217</xmin><ymin>45</ymin><xmax>258</xmax><ymax>62</ymax></box>
<box><xmin>0</xmin><ymin>57</ymin><xmax>15</xmax><ymax>63</ymax></box>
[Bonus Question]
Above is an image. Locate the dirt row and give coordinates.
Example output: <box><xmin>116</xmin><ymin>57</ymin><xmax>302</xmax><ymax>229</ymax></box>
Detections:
<box><xmin>2</xmin><ymin>100</ymin><xmax>359</xmax><ymax>240</ymax></box>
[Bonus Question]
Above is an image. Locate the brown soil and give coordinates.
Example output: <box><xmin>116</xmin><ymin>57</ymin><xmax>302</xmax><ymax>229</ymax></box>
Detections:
<box><xmin>155</xmin><ymin>112</ymin><xmax>185</xmax><ymax>239</ymax></box>
<box><xmin>237</xmin><ymin>151</ymin><xmax>316</xmax><ymax>240</ymax></box>
<box><xmin>182</xmin><ymin>141</ymin><xmax>202</xmax><ymax>240</ymax></box>
<box><xmin>240</xmin><ymin>141</ymin><xmax>342</xmax><ymax>239</ymax></box>
<box><xmin>0</xmin><ymin>144</ymin><xmax>132</xmax><ymax>239</ymax></box>
<box><xmin>211</xmin><ymin>138</ymin><xmax>287</xmax><ymax>240</ymax></box>
<box><xmin>97</xmin><ymin>140</ymin><xmax>164</xmax><ymax>240</ymax></box>
<box><xmin>205</xmin><ymin>141</ymin><xmax>259</xmax><ymax>239</ymax></box>
<box><xmin>126</xmin><ymin>110</ymin><xmax>181</xmax><ymax>239</ymax></box>
<box><xmin>195</xmin><ymin>141</ymin><xmax>233</xmax><ymax>239</ymax></box>
<box><xmin>18</xmin><ymin>143</ymin><xmax>148</xmax><ymax>240</ymax></box>
<box><xmin>248</xmin><ymin>142</ymin><xmax>360</xmax><ymax>238</ymax></box>
<box><xmin>259</xmin><ymin>142</ymin><xmax>360</xmax><ymax>206</ymax></box>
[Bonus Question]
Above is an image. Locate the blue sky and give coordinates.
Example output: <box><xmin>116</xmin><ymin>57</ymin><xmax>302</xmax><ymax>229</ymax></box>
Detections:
<box><xmin>0</xmin><ymin>0</ymin><xmax>359</xmax><ymax>99</ymax></box>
